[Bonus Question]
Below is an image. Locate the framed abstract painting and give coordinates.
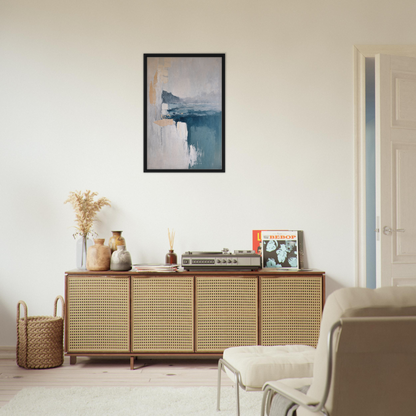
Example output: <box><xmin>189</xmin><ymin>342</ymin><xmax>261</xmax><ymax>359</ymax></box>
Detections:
<box><xmin>144</xmin><ymin>54</ymin><xmax>225</xmax><ymax>172</ymax></box>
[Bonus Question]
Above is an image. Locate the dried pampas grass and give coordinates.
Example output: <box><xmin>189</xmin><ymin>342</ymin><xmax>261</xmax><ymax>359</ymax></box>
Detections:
<box><xmin>64</xmin><ymin>190</ymin><xmax>111</xmax><ymax>238</ymax></box>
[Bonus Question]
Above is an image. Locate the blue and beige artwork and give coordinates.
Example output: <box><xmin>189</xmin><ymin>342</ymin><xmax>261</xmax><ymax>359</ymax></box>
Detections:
<box><xmin>146</xmin><ymin>56</ymin><xmax>223</xmax><ymax>170</ymax></box>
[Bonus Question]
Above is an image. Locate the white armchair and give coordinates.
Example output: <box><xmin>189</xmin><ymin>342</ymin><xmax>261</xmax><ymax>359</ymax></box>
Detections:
<box><xmin>261</xmin><ymin>286</ymin><xmax>416</xmax><ymax>416</ymax></box>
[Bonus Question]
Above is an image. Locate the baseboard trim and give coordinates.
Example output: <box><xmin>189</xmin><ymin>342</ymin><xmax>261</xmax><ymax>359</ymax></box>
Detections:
<box><xmin>0</xmin><ymin>346</ymin><xmax>15</xmax><ymax>359</ymax></box>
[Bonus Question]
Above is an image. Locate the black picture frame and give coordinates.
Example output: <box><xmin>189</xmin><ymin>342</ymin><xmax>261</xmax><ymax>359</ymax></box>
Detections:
<box><xmin>144</xmin><ymin>53</ymin><xmax>225</xmax><ymax>172</ymax></box>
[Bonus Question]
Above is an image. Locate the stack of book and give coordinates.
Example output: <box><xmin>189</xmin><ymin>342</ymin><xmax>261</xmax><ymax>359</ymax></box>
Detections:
<box><xmin>131</xmin><ymin>264</ymin><xmax>179</xmax><ymax>272</ymax></box>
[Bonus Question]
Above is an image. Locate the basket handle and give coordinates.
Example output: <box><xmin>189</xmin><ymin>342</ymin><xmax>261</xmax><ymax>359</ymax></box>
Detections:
<box><xmin>53</xmin><ymin>295</ymin><xmax>65</xmax><ymax>320</ymax></box>
<box><xmin>16</xmin><ymin>300</ymin><xmax>28</xmax><ymax>368</ymax></box>
<box><xmin>17</xmin><ymin>300</ymin><xmax>28</xmax><ymax>323</ymax></box>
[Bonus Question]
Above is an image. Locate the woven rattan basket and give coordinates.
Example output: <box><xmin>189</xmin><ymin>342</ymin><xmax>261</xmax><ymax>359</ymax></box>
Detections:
<box><xmin>16</xmin><ymin>295</ymin><xmax>65</xmax><ymax>369</ymax></box>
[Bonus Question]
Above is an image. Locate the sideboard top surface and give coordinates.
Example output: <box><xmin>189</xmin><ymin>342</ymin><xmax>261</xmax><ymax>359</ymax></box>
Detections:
<box><xmin>65</xmin><ymin>269</ymin><xmax>325</xmax><ymax>276</ymax></box>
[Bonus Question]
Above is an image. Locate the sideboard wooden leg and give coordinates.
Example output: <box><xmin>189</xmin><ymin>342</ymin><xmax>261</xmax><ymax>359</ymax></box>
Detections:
<box><xmin>70</xmin><ymin>356</ymin><xmax>77</xmax><ymax>365</ymax></box>
<box><xmin>130</xmin><ymin>356</ymin><xmax>135</xmax><ymax>370</ymax></box>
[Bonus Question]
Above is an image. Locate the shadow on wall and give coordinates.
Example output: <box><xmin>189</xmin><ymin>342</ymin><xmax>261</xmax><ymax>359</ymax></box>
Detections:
<box><xmin>325</xmin><ymin>275</ymin><xmax>344</xmax><ymax>299</ymax></box>
<box><xmin>300</xmin><ymin>239</ymin><xmax>345</xmax><ymax>298</ymax></box>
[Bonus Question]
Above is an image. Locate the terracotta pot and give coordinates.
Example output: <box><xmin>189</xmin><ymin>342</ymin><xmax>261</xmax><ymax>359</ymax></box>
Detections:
<box><xmin>86</xmin><ymin>239</ymin><xmax>111</xmax><ymax>271</ymax></box>
<box><xmin>108</xmin><ymin>231</ymin><xmax>126</xmax><ymax>253</ymax></box>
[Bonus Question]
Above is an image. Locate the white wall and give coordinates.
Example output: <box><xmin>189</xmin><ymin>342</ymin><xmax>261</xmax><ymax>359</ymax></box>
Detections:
<box><xmin>1</xmin><ymin>0</ymin><xmax>416</xmax><ymax>346</ymax></box>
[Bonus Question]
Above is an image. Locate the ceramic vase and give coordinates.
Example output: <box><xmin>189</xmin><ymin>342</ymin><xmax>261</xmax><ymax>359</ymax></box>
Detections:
<box><xmin>76</xmin><ymin>237</ymin><xmax>93</xmax><ymax>270</ymax></box>
<box><xmin>86</xmin><ymin>239</ymin><xmax>111</xmax><ymax>271</ymax></box>
<box><xmin>108</xmin><ymin>231</ymin><xmax>126</xmax><ymax>253</ymax></box>
<box><xmin>165</xmin><ymin>249</ymin><xmax>178</xmax><ymax>265</ymax></box>
<box><xmin>110</xmin><ymin>245</ymin><xmax>132</xmax><ymax>271</ymax></box>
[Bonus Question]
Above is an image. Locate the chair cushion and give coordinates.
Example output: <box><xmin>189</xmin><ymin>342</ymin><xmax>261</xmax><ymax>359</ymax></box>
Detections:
<box><xmin>223</xmin><ymin>345</ymin><xmax>316</xmax><ymax>389</ymax></box>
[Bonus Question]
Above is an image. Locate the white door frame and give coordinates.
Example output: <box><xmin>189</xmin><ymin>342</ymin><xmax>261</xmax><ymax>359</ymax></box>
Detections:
<box><xmin>353</xmin><ymin>45</ymin><xmax>416</xmax><ymax>287</ymax></box>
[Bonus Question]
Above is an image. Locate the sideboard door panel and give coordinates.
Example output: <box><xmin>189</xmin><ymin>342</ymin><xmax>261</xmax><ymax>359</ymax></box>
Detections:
<box><xmin>67</xmin><ymin>276</ymin><xmax>130</xmax><ymax>352</ymax></box>
<box><xmin>260</xmin><ymin>276</ymin><xmax>322</xmax><ymax>347</ymax></box>
<box><xmin>132</xmin><ymin>276</ymin><xmax>194</xmax><ymax>352</ymax></box>
<box><xmin>195</xmin><ymin>276</ymin><xmax>258</xmax><ymax>352</ymax></box>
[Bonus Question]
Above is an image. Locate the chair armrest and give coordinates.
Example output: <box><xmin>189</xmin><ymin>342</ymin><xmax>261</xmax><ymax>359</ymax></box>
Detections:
<box><xmin>264</xmin><ymin>380</ymin><xmax>319</xmax><ymax>407</ymax></box>
<box><xmin>261</xmin><ymin>320</ymin><xmax>347</xmax><ymax>416</ymax></box>
<box><xmin>265</xmin><ymin>377</ymin><xmax>313</xmax><ymax>391</ymax></box>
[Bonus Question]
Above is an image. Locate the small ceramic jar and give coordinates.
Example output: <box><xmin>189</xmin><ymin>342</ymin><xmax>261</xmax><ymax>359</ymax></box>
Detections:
<box><xmin>108</xmin><ymin>231</ymin><xmax>126</xmax><ymax>253</ymax></box>
<box><xmin>110</xmin><ymin>245</ymin><xmax>132</xmax><ymax>271</ymax></box>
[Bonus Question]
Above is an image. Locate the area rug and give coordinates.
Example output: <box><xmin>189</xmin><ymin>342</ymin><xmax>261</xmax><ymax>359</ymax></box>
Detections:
<box><xmin>0</xmin><ymin>386</ymin><xmax>263</xmax><ymax>416</ymax></box>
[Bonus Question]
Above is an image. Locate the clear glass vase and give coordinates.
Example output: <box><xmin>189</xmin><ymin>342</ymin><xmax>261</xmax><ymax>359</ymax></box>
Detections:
<box><xmin>76</xmin><ymin>236</ymin><xmax>93</xmax><ymax>270</ymax></box>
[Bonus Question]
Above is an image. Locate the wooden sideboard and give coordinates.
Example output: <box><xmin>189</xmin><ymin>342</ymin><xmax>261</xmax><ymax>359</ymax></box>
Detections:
<box><xmin>65</xmin><ymin>270</ymin><xmax>325</xmax><ymax>369</ymax></box>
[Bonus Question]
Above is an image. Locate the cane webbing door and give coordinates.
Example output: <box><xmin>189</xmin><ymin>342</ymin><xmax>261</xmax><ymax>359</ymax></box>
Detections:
<box><xmin>195</xmin><ymin>276</ymin><xmax>258</xmax><ymax>352</ymax></box>
<box><xmin>67</xmin><ymin>276</ymin><xmax>130</xmax><ymax>352</ymax></box>
<box><xmin>132</xmin><ymin>276</ymin><xmax>194</xmax><ymax>352</ymax></box>
<box><xmin>260</xmin><ymin>276</ymin><xmax>322</xmax><ymax>347</ymax></box>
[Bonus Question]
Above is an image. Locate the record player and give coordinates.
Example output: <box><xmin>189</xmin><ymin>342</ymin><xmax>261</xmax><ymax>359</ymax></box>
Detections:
<box><xmin>181</xmin><ymin>248</ymin><xmax>261</xmax><ymax>271</ymax></box>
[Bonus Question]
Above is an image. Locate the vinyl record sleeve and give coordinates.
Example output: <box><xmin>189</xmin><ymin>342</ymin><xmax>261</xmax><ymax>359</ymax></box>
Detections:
<box><xmin>253</xmin><ymin>230</ymin><xmax>304</xmax><ymax>269</ymax></box>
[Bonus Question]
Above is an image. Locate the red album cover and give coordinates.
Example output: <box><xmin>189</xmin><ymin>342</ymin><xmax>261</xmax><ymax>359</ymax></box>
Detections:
<box><xmin>252</xmin><ymin>230</ymin><xmax>264</xmax><ymax>256</ymax></box>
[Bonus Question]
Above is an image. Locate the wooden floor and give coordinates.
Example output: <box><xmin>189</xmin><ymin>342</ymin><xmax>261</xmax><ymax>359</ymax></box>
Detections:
<box><xmin>0</xmin><ymin>353</ymin><xmax>234</xmax><ymax>408</ymax></box>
